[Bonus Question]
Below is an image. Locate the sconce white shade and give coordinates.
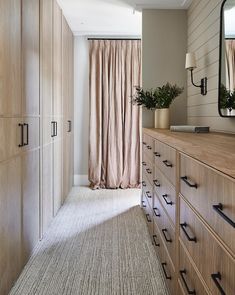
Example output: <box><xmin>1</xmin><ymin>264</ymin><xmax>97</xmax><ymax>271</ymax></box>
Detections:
<box><xmin>185</xmin><ymin>52</ymin><xmax>197</xmax><ymax>70</ymax></box>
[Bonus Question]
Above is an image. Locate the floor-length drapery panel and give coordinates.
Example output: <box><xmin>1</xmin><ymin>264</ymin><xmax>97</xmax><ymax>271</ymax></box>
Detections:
<box><xmin>225</xmin><ymin>40</ymin><xmax>235</xmax><ymax>92</ymax></box>
<box><xmin>89</xmin><ymin>40</ymin><xmax>141</xmax><ymax>189</ymax></box>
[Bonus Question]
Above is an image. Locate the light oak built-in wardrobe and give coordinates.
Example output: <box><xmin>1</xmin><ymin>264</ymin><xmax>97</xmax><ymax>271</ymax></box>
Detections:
<box><xmin>0</xmin><ymin>1</ymin><xmax>74</xmax><ymax>294</ymax></box>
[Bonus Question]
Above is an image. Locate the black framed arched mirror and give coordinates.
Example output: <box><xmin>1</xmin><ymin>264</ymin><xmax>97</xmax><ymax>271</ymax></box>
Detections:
<box><xmin>219</xmin><ymin>0</ymin><xmax>235</xmax><ymax>117</ymax></box>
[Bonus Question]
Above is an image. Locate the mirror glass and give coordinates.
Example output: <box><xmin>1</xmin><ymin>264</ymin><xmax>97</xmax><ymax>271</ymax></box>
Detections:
<box><xmin>219</xmin><ymin>0</ymin><xmax>235</xmax><ymax>117</ymax></box>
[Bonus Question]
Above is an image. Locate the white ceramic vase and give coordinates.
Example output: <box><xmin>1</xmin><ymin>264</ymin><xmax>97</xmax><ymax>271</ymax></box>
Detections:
<box><xmin>154</xmin><ymin>108</ymin><xmax>170</xmax><ymax>129</ymax></box>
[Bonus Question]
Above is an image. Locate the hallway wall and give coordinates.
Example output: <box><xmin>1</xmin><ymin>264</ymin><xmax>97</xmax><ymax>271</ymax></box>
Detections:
<box><xmin>142</xmin><ymin>9</ymin><xmax>188</xmax><ymax>128</ymax></box>
<box><xmin>74</xmin><ymin>37</ymin><xmax>89</xmax><ymax>185</ymax></box>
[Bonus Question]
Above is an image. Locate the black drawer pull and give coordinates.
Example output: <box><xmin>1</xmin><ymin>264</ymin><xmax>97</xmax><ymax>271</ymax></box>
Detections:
<box><xmin>68</xmin><ymin>120</ymin><xmax>72</xmax><ymax>132</ymax></box>
<box><xmin>23</xmin><ymin>123</ymin><xmax>29</xmax><ymax>146</ymax></box>
<box><xmin>162</xmin><ymin>194</ymin><xmax>173</xmax><ymax>206</ymax></box>
<box><xmin>161</xmin><ymin>263</ymin><xmax>171</xmax><ymax>280</ymax></box>
<box><xmin>147</xmin><ymin>145</ymin><xmax>152</xmax><ymax>150</ymax></box>
<box><xmin>162</xmin><ymin>228</ymin><xmax>172</xmax><ymax>243</ymax></box>
<box><xmin>154</xmin><ymin>152</ymin><xmax>161</xmax><ymax>157</ymax></box>
<box><xmin>153</xmin><ymin>235</ymin><xmax>160</xmax><ymax>247</ymax></box>
<box><xmin>146</xmin><ymin>168</ymin><xmax>152</xmax><ymax>174</ymax></box>
<box><xmin>142</xmin><ymin>142</ymin><xmax>147</xmax><ymax>145</ymax></box>
<box><xmin>18</xmin><ymin>124</ymin><xmax>24</xmax><ymax>147</ymax></box>
<box><xmin>213</xmin><ymin>203</ymin><xmax>235</xmax><ymax>228</ymax></box>
<box><xmin>142</xmin><ymin>181</ymin><xmax>147</xmax><ymax>187</ymax></box>
<box><xmin>146</xmin><ymin>214</ymin><xmax>151</xmax><ymax>223</ymax></box>
<box><xmin>211</xmin><ymin>272</ymin><xmax>226</xmax><ymax>295</ymax></box>
<box><xmin>146</xmin><ymin>191</ymin><xmax>152</xmax><ymax>199</ymax></box>
<box><xmin>142</xmin><ymin>162</ymin><xmax>147</xmax><ymax>166</ymax></box>
<box><xmin>181</xmin><ymin>176</ymin><xmax>198</xmax><ymax>189</ymax></box>
<box><xmin>153</xmin><ymin>207</ymin><xmax>161</xmax><ymax>217</ymax></box>
<box><xmin>163</xmin><ymin>160</ymin><xmax>173</xmax><ymax>167</ymax></box>
<box><xmin>51</xmin><ymin>121</ymin><xmax>56</xmax><ymax>137</ymax></box>
<box><xmin>153</xmin><ymin>179</ymin><xmax>161</xmax><ymax>187</ymax></box>
<box><xmin>180</xmin><ymin>223</ymin><xmax>197</xmax><ymax>243</ymax></box>
<box><xmin>180</xmin><ymin>269</ymin><xmax>196</xmax><ymax>295</ymax></box>
<box><xmin>142</xmin><ymin>200</ymin><xmax>146</xmax><ymax>208</ymax></box>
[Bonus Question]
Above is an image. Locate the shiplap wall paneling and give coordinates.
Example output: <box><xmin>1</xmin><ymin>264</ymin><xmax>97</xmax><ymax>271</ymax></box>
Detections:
<box><xmin>187</xmin><ymin>0</ymin><xmax>235</xmax><ymax>133</ymax></box>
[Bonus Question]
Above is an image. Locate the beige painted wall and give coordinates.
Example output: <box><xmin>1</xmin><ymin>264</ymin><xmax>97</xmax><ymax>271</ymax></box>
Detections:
<box><xmin>187</xmin><ymin>0</ymin><xmax>235</xmax><ymax>133</ymax></box>
<box><xmin>142</xmin><ymin>10</ymin><xmax>188</xmax><ymax>127</ymax></box>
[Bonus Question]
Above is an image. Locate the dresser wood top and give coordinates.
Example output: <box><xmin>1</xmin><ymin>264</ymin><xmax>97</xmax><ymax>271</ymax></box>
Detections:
<box><xmin>143</xmin><ymin>128</ymin><xmax>235</xmax><ymax>179</ymax></box>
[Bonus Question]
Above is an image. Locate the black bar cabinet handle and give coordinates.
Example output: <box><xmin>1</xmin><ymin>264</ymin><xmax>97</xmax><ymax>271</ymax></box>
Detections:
<box><xmin>180</xmin><ymin>269</ymin><xmax>196</xmax><ymax>295</ymax></box>
<box><xmin>51</xmin><ymin>121</ymin><xmax>55</xmax><ymax>137</ymax></box>
<box><xmin>55</xmin><ymin>121</ymin><xmax>58</xmax><ymax>136</ymax></box>
<box><xmin>18</xmin><ymin>124</ymin><xmax>24</xmax><ymax>147</ymax></box>
<box><xmin>180</xmin><ymin>223</ymin><xmax>197</xmax><ymax>243</ymax></box>
<box><xmin>142</xmin><ymin>181</ymin><xmax>147</xmax><ymax>187</ymax></box>
<box><xmin>153</xmin><ymin>207</ymin><xmax>161</xmax><ymax>217</ymax></box>
<box><xmin>153</xmin><ymin>179</ymin><xmax>161</xmax><ymax>187</ymax></box>
<box><xmin>181</xmin><ymin>176</ymin><xmax>198</xmax><ymax>189</ymax></box>
<box><xmin>211</xmin><ymin>272</ymin><xmax>226</xmax><ymax>295</ymax></box>
<box><xmin>163</xmin><ymin>160</ymin><xmax>173</xmax><ymax>167</ymax></box>
<box><xmin>68</xmin><ymin>120</ymin><xmax>72</xmax><ymax>132</ymax></box>
<box><xmin>142</xmin><ymin>162</ymin><xmax>147</xmax><ymax>166</ymax></box>
<box><xmin>147</xmin><ymin>145</ymin><xmax>152</xmax><ymax>150</ymax></box>
<box><xmin>23</xmin><ymin>123</ymin><xmax>29</xmax><ymax>146</ymax></box>
<box><xmin>146</xmin><ymin>214</ymin><xmax>151</xmax><ymax>223</ymax></box>
<box><xmin>162</xmin><ymin>194</ymin><xmax>173</xmax><ymax>206</ymax></box>
<box><xmin>162</xmin><ymin>229</ymin><xmax>172</xmax><ymax>243</ymax></box>
<box><xmin>146</xmin><ymin>191</ymin><xmax>152</xmax><ymax>199</ymax></box>
<box><xmin>213</xmin><ymin>203</ymin><xmax>235</xmax><ymax>228</ymax></box>
<box><xmin>161</xmin><ymin>263</ymin><xmax>171</xmax><ymax>280</ymax></box>
<box><xmin>142</xmin><ymin>141</ymin><xmax>147</xmax><ymax>145</ymax></box>
<box><xmin>153</xmin><ymin>235</ymin><xmax>160</xmax><ymax>247</ymax></box>
<box><xmin>146</xmin><ymin>168</ymin><xmax>152</xmax><ymax>174</ymax></box>
<box><xmin>142</xmin><ymin>200</ymin><xmax>146</xmax><ymax>208</ymax></box>
<box><xmin>154</xmin><ymin>152</ymin><xmax>161</xmax><ymax>157</ymax></box>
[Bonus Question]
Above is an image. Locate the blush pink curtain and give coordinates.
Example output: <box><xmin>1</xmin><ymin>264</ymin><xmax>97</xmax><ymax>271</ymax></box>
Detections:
<box><xmin>225</xmin><ymin>40</ymin><xmax>235</xmax><ymax>91</ymax></box>
<box><xmin>89</xmin><ymin>40</ymin><xmax>142</xmax><ymax>189</ymax></box>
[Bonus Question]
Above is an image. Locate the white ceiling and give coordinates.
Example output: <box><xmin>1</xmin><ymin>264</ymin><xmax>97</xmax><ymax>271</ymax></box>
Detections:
<box><xmin>57</xmin><ymin>0</ymin><xmax>192</xmax><ymax>36</ymax></box>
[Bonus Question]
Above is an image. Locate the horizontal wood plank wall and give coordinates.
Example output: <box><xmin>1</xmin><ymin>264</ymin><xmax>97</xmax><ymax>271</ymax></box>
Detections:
<box><xmin>187</xmin><ymin>0</ymin><xmax>235</xmax><ymax>133</ymax></box>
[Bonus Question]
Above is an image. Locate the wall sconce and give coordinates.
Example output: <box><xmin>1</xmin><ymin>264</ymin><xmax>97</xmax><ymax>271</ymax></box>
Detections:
<box><xmin>185</xmin><ymin>52</ymin><xmax>207</xmax><ymax>96</ymax></box>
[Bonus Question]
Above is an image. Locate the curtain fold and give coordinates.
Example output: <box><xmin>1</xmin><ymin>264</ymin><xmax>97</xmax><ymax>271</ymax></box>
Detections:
<box><xmin>225</xmin><ymin>39</ymin><xmax>235</xmax><ymax>92</ymax></box>
<box><xmin>89</xmin><ymin>40</ymin><xmax>142</xmax><ymax>189</ymax></box>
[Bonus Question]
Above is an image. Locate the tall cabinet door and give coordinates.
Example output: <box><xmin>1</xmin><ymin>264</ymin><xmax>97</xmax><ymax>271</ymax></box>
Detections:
<box><xmin>21</xmin><ymin>0</ymin><xmax>40</xmax><ymax>262</ymax></box>
<box><xmin>0</xmin><ymin>0</ymin><xmax>22</xmax><ymax>116</ymax></box>
<box><xmin>53</xmin><ymin>0</ymin><xmax>63</xmax><ymax>215</ymax></box>
<box><xmin>0</xmin><ymin>1</ymin><xmax>23</xmax><ymax>294</ymax></box>
<box><xmin>40</xmin><ymin>0</ymin><xmax>54</xmax><ymax>236</ymax></box>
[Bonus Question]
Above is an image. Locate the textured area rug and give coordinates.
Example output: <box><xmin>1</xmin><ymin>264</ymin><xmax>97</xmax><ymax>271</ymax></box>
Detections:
<box><xmin>10</xmin><ymin>187</ymin><xmax>168</xmax><ymax>295</ymax></box>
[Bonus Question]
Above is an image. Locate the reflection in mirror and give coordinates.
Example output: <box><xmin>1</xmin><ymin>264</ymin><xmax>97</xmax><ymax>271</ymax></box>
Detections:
<box><xmin>219</xmin><ymin>0</ymin><xmax>235</xmax><ymax>117</ymax></box>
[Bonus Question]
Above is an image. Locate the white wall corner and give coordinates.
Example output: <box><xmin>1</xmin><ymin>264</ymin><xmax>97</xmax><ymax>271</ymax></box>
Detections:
<box><xmin>74</xmin><ymin>175</ymin><xmax>89</xmax><ymax>186</ymax></box>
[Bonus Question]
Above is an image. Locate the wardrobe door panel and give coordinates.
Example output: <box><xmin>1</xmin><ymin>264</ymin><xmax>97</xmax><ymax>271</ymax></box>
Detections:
<box><xmin>42</xmin><ymin>144</ymin><xmax>54</xmax><ymax>234</ymax></box>
<box><xmin>53</xmin><ymin>135</ymin><xmax>63</xmax><ymax>214</ymax></box>
<box><xmin>0</xmin><ymin>157</ymin><xmax>22</xmax><ymax>295</ymax></box>
<box><xmin>53</xmin><ymin>0</ymin><xmax>62</xmax><ymax>118</ymax></box>
<box><xmin>22</xmin><ymin>150</ymin><xmax>40</xmax><ymax>262</ymax></box>
<box><xmin>0</xmin><ymin>0</ymin><xmax>22</xmax><ymax>116</ymax></box>
<box><xmin>22</xmin><ymin>0</ymin><xmax>40</xmax><ymax>116</ymax></box>
<box><xmin>41</xmin><ymin>0</ymin><xmax>53</xmax><ymax>118</ymax></box>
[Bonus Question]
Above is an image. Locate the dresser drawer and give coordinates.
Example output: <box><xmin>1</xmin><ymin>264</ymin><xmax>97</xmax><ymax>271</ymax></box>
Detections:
<box><xmin>142</xmin><ymin>154</ymin><xmax>153</xmax><ymax>184</ymax></box>
<box><xmin>143</xmin><ymin>134</ymin><xmax>154</xmax><ymax>162</ymax></box>
<box><xmin>142</xmin><ymin>193</ymin><xmax>153</xmax><ymax>235</ymax></box>
<box><xmin>180</xmin><ymin>154</ymin><xmax>235</xmax><ymax>255</ymax></box>
<box><xmin>153</xmin><ymin>192</ymin><xmax>176</xmax><ymax>266</ymax></box>
<box><xmin>160</xmin><ymin>242</ymin><xmax>176</xmax><ymax>295</ymax></box>
<box><xmin>154</xmin><ymin>140</ymin><xmax>176</xmax><ymax>186</ymax></box>
<box><xmin>154</xmin><ymin>166</ymin><xmax>176</xmax><ymax>225</ymax></box>
<box><xmin>180</xmin><ymin>197</ymin><xmax>235</xmax><ymax>295</ymax></box>
<box><xmin>179</xmin><ymin>243</ymin><xmax>209</xmax><ymax>295</ymax></box>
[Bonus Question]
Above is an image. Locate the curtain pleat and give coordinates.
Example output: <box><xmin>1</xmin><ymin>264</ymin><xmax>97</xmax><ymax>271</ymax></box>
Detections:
<box><xmin>89</xmin><ymin>40</ymin><xmax>142</xmax><ymax>189</ymax></box>
<box><xmin>225</xmin><ymin>40</ymin><xmax>235</xmax><ymax>91</ymax></box>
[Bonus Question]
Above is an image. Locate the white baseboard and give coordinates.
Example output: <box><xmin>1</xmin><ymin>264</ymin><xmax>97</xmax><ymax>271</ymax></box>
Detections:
<box><xmin>74</xmin><ymin>174</ymin><xmax>89</xmax><ymax>186</ymax></box>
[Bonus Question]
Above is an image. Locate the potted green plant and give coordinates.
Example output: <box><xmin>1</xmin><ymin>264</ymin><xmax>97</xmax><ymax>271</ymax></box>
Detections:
<box><xmin>132</xmin><ymin>83</ymin><xmax>184</xmax><ymax>129</ymax></box>
<box><xmin>220</xmin><ymin>84</ymin><xmax>235</xmax><ymax>116</ymax></box>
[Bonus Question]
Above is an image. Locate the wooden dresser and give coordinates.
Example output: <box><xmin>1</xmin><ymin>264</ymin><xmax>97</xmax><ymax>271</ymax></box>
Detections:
<box><xmin>142</xmin><ymin>128</ymin><xmax>235</xmax><ymax>295</ymax></box>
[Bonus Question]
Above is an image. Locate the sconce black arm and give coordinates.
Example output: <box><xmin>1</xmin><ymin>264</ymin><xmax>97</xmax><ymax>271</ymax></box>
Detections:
<box><xmin>190</xmin><ymin>69</ymin><xmax>207</xmax><ymax>96</ymax></box>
